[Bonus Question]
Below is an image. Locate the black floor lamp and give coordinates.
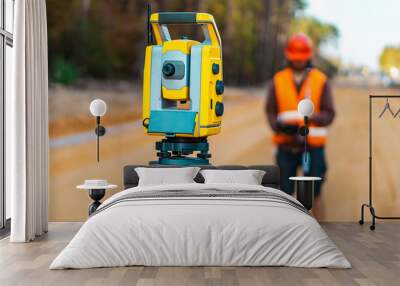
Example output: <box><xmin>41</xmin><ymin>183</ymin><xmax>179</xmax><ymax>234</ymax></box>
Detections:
<box><xmin>289</xmin><ymin>99</ymin><xmax>321</xmax><ymax>211</ymax></box>
<box><xmin>89</xmin><ymin>99</ymin><xmax>107</xmax><ymax>162</ymax></box>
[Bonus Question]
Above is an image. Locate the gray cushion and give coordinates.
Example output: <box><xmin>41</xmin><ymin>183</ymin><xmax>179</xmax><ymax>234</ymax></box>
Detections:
<box><xmin>123</xmin><ymin>165</ymin><xmax>280</xmax><ymax>190</ymax></box>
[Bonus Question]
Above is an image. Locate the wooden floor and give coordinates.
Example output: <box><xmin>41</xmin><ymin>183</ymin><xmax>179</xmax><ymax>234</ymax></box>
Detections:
<box><xmin>0</xmin><ymin>222</ymin><xmax>399</xmax><ymax>286</ymax></box>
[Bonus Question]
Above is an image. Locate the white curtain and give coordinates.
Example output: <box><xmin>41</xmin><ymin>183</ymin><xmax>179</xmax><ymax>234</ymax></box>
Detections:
<box><xmin>7</xmin><ymin>0</ymin><xmax>49</xmax><ymax>242</ymax></box>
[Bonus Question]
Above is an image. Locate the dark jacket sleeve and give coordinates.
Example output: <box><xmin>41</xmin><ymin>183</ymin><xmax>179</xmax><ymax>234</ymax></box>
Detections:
<box><xmin>265</xmin><ymin>83</ymin><xmax>279</xmax><ymax>132</ymax></box>
<box><xmin>310</xmin><ymin>80</ymin><xmax>336</xmax><ymax>126</ymax></box>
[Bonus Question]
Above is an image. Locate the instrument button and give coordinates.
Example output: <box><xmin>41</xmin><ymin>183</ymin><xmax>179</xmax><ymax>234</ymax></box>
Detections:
<box><xmin>212</xmin><ymin>63</ymin><xmax>220</xmax><ymax>75</ymax></box>
<box><xmin>215</xmin><ymin>102</ymin><xmax>224</xmax><ymax>116</ymax></box>
<box><xmin>216</xmin><ymin>80</ymin><xmax>224</xmax><ymax>95</ymax></box>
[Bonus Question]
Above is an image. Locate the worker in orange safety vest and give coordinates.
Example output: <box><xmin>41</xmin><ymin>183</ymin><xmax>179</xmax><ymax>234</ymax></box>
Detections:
<box><xmin>265</xmin><ymin>33</ymin><xmax>336</xmax><ymax>217</ymax></box>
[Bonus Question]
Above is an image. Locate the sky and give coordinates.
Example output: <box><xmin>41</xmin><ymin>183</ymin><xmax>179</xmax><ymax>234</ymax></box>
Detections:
<box><xmin>305</xmin><ymin>0</ymin><xmax>400</xmax><ymax>71</ymax></box>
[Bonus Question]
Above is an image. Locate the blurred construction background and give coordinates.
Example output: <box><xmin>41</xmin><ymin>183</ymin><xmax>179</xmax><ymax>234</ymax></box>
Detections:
<box><xmin>46</xmin><ymin>0</ymin><xmax>400</xmax><ymax>222</ymax></box>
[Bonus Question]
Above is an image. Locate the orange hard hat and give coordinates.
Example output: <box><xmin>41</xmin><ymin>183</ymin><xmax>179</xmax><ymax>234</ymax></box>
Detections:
<box><xmin>285</xmin><ymin>33</ymin><xmax>313</xmax><ymax>61</ymax></box>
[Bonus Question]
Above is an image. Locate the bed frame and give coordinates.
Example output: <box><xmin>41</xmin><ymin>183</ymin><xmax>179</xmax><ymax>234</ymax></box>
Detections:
<box><xmin>123</xmin><ymin>165</ymin><xmax>280</xmax><ymax>189</ymax></box>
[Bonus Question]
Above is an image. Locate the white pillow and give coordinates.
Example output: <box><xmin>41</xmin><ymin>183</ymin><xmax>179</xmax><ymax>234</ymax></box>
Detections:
<box><xmin>200</xmin><ymin>169</ymin><xmax>266</xmax><ymax>185</ymax></box>
<box><xmin>135</xmin><ymin>167</ymin><xmax>200</xmax><ymax>186</ymax></box>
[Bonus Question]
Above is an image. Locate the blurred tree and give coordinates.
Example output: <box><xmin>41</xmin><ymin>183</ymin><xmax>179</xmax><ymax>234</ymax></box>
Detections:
<box><xmin>379</xmin><ymin>46</ymin><xmax>400</xmax><ymax>74</ymax></box>
<box><xmin>46</xmin><ymin>0</ymin><xmax>313</xmax><ymax>85</ymax></box>
<box><xmin>197</xmin><ymin>0</ymin><xmax>305</xmax><ymax>84</ymax></box>
<box><xmin>51</xmin><ymin>56</ymin><xmax>81</xmax><ymax>85</ymax></box>
<box><xmin>256</xmin><ymin>0</ymin><xmax>307</xmax><ymax>82</ymax></box>
<box><xmin>290</xmin><ymin>16</ymin><xmax>338</xmax><ymax>49</ymax></box>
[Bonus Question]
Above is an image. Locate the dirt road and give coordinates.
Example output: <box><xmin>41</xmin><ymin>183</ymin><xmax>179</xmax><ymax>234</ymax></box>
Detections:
<box><xmin>49</xmin><ymin>85</ymin><xmax>400</xmax><ymax>222</ymax></box>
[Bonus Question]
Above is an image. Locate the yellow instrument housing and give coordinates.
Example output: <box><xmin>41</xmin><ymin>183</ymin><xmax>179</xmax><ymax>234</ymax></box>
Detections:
<box><xmin>142</xmin><ymin>12</ymin><xmax>224</xmax><ymax>139</ymax></box>
<box><xmin>161</xmin><ymin>40</ymin><xmax>199</xmax><ymax>101</ymax></box>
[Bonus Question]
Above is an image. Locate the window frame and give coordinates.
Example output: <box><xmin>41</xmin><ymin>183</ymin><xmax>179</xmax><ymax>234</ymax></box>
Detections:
<box><xmin>0</xmin><ymin>0</ymin><xmax>14</xmax><ymax>232</ymax></box>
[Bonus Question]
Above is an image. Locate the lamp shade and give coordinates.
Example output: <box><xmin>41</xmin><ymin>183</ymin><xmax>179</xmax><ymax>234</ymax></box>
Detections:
<box><xmin>89</xmin><ymin>99</ymin><xmax>107</xmax><ymax>117</ymax></box>
<box><xmin>298</xmin><ymin>99</ymin><xmax>314</xmax><ymax>117</ymax></box>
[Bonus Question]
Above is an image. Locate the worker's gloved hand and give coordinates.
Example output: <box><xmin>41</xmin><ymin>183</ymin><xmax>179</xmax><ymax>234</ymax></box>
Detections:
<box><xmin>277</xmin><ymin>122</ymin><xmax>299</xmax><ymax>135</ymax></box>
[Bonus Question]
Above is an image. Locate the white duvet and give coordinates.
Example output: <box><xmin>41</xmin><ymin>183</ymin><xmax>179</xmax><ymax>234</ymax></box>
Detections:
<box><xmin>50</xmin><ymin>183</ymin><xmax>350</xmax><ymax>269</ymax></box>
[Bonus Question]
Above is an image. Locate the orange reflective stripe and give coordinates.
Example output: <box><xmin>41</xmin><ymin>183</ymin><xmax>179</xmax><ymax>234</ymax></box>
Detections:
<box><xmin>272</xmin><ymin>68</ymin><xmax>327</xmax><ymax>146</ymax></box>
<box><xmin>272</xmin><ymin>134</ymin><xmax>327</xmax><ymax>146</ymax></box>
<box><xmin>308</xmin><ymin>127</ymin><xmax>328</xmax><ymax>147</ymax></box>
<box><xmin>272</xmin><ymin>134</ymin><xmax>294</xmax><ymax>145</ymax></box>
<box><xmin>308</xmin><ymin>137</ymin><xmax>326</xmax><ymax>147</ymax></box>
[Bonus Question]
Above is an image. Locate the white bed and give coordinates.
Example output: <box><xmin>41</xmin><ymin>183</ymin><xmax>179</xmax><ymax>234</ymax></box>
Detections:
<box><xmin>50</xmin><ymin>183</ymin><xmax>350</xmax><ymax>269</ymax></box>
